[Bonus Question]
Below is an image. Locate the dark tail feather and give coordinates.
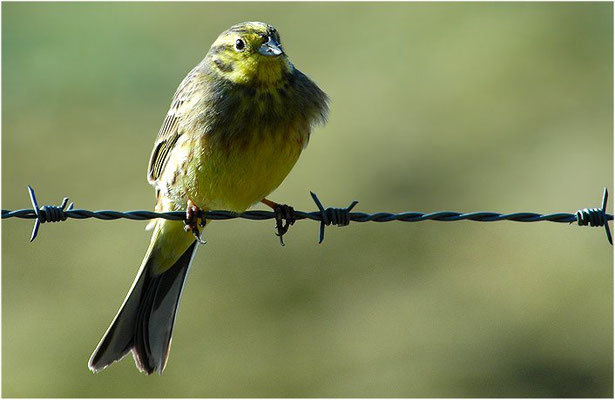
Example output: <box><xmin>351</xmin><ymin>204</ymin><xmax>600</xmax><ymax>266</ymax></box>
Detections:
<box><xmin>88</xmin><ymin>241</ymin><xmax>197</xmax><ymax>374</ymax></box>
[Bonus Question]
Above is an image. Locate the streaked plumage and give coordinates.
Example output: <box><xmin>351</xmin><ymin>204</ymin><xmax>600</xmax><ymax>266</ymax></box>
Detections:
<box><xmin>88</xmin><ymin>22</ymin><xmax>328</xmax><ymax>374</ymax></box>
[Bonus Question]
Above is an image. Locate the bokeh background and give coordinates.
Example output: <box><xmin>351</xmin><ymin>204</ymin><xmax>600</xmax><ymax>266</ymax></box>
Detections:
<box><xmin>2</xmin><ymin>2</ymin><xmax>613</xmax><ymax>397</ymax></box>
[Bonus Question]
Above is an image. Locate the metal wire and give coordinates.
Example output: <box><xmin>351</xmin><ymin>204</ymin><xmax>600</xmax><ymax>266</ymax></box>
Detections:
<box><xmin>2</xmin><ymin>186</ymin><xmax>612</xmax><ymax>245</ymax></box>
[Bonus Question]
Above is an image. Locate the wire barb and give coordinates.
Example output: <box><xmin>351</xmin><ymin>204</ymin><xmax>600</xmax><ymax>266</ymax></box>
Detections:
<box><xmin>575</xmin><ymin>187</ymin><xmax>612</xmax><ymax>245</ymax></box>
<box><xmin>27</xmin><ymin>185</ymin><xmax>74</xmax><ymax>242</ymax></box>
<box><xmin>310</xmin><ymin>192</ymin><xmax>359</xmax><ymax>244</ymax></box>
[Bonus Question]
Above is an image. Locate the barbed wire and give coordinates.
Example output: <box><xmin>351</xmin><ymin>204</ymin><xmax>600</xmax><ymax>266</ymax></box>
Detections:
<box><xmin>1</xmin><ymin>186</ymin><xmax>612</xmax><ymax>245</ymax></box>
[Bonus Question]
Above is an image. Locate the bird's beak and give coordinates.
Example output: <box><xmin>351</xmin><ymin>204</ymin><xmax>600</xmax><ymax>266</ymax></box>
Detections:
<box><xmin>258</xmin><ymin>36</ymin><xmax>283</xmax><ymax>57</ymax></box>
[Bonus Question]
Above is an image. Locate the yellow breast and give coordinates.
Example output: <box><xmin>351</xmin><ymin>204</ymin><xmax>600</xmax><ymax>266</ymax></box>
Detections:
<box><xmin>174</xmin><ymin>120</ymin><xmax>308</xmax><ymax>212</ymax></box>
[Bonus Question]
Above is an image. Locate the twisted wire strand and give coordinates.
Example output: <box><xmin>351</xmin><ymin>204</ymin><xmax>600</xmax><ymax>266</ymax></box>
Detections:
<box><xmin>2</xmin><ymin>186</ymin><xmax>612</xmax><ymax>245</ymax></box>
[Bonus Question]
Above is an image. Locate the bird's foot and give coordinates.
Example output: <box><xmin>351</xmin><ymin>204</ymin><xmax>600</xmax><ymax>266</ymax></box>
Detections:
<box><xmin>262</xmin><ymin>198</ymin><xmax>295</xmax><ymax>246</ymax></box>
<box><xmin>184</xmin><ymin>200</ymin><xmax>206</xmax><ymax>244</ymax></box>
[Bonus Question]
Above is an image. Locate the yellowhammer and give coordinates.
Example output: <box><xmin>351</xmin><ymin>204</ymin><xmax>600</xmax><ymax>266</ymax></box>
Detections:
<box><xmin>88</xmin><ymin>21</ymin><xmax>329</xmax><ymax>374</ymax></box>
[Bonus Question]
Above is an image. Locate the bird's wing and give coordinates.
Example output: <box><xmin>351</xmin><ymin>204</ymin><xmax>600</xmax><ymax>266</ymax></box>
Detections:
<box><xmin>147</xmin><ymin>66</ymin><xmax>203</xmax><ymax>184</ymax></box>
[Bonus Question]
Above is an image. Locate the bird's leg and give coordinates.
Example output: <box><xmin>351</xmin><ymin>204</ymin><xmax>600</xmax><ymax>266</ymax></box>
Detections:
<box><xmin>184</xmin><ymin>199</ymin><xmax>206</xmax><ymax>244</ymax></box>
<box><xmin>261</xmin><ymin>198</ymin><xmax>295</xmax><ymax>246</ymax></box>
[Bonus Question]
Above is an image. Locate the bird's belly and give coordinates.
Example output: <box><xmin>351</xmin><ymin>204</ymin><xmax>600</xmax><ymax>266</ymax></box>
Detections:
<box><xmin>180</xmin><ymin>126</ymin><xmax>306</xmax><ymax>212</ymax></box>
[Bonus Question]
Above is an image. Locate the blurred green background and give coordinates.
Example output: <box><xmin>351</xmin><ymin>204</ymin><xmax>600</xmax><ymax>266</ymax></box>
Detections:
<box><xmin>2</xmin><ymin>2</ymin><xmax>613</xmax><ymax>397</ymax></box>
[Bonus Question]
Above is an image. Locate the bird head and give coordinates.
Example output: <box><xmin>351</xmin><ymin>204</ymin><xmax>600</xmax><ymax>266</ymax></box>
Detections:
<box><xmin>206</xmin><ymin>22</ymin><xmax>293</xmax><ymax>86</ymax></box>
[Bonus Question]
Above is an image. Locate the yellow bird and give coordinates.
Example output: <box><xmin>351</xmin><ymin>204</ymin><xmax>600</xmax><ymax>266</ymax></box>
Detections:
<box><xmin>88</xmin><ymin>21</ymin><xmax>329</xmax><ymax>374</ymax></box>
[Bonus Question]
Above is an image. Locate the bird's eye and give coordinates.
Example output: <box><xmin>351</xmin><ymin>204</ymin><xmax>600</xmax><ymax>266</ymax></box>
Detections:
<box><xmin>261</xmin><ymin>35</ymin><xmax>269</xmax><ymax>43</ymax></box>
<box><xmin>234</xmin><ymin>39</ymin><xmax>245</xmax><ymax>51</ymax></box>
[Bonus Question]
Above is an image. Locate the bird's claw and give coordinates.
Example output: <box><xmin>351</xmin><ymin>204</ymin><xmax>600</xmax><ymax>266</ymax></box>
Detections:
<box><xmin>184</xmin><ymin>202</ymin><xmax>206</xmax><ymax>244</ymax></box>
<box><xmin>273</xmin><ymin>204</ymin><xmax>295</xmax><ymax>246</ymax></box>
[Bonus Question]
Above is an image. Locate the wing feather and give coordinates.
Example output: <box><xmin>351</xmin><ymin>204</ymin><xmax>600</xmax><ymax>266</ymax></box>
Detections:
<box><xmin>147</xmin><ymin>66</ymin><xmax>203</xmax><ymax>184</ymax></box>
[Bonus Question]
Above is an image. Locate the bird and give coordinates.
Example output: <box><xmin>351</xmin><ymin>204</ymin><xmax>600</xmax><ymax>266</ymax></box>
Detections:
<box><xmin>88</xmin><ymin>21</ymin><xmax>329</xmax><ymax>375</ymax></box>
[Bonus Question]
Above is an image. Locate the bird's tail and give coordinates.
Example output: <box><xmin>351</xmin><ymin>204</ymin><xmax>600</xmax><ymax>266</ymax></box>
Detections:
<box><xmin>88</xmin><ymin>220</ymin><xmax>198</xmax><ymax>374</ymax></box>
